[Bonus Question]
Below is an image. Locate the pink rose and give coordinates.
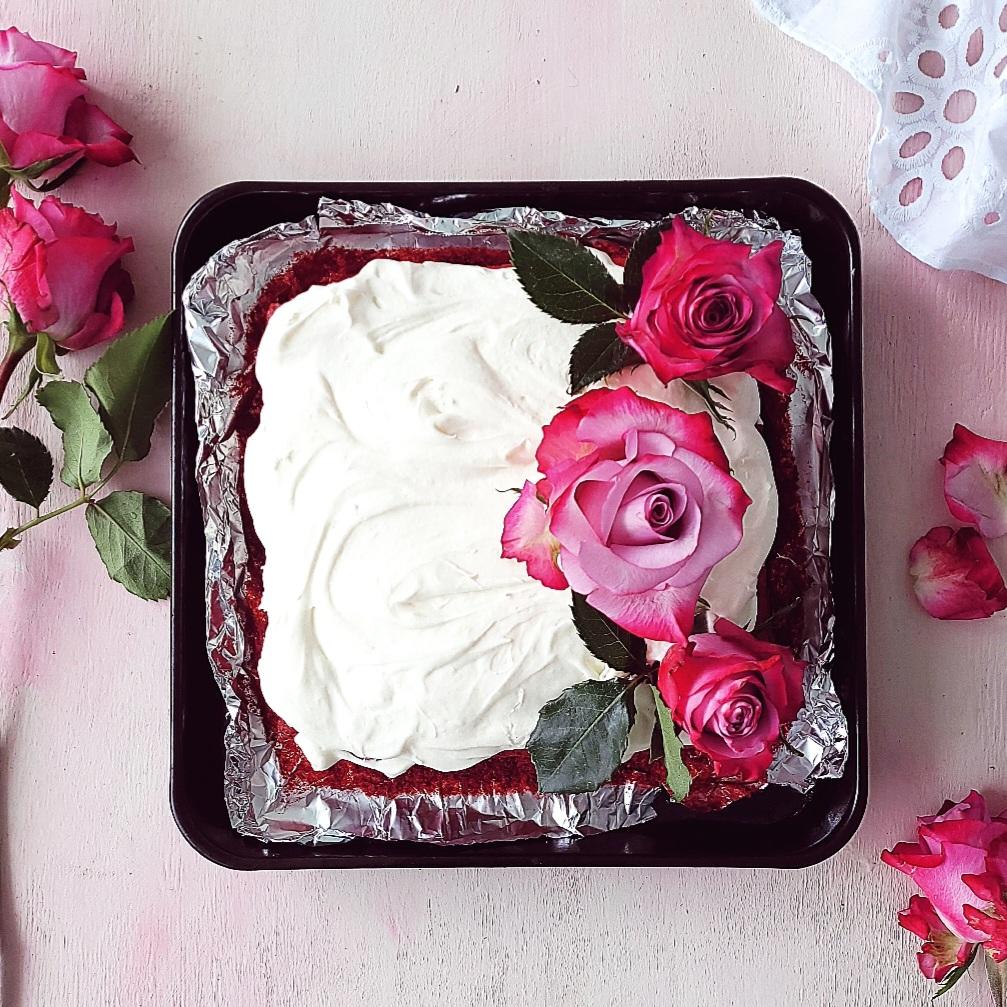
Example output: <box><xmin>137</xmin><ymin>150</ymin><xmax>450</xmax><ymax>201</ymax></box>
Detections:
<box><xmin>883</xmin><ymin>791</ymin><xmax>1007</xmax><ymax>944</ymax></box>
<box><xmin>898</xmin><ymin>894</ymin><xmax>976</xmax><ymax>982</ymax></box>
<box><xmin>908</xmin><ymin>526</ymin><xmax>1007</xmax><ymax>621</ymax></box>
<box><xmin>655</xmin><ymin>618</ymin><xmax>806</xmax><ymax>782</ymax></box>
<box><xmin>941</xmin><ymin>424</ymin><xmax>1007</xmax><ymax>539</ymax></box>
<box><xmin>502</xmin><ymin>386</ymin><xmax>750</xmax><ymax>642</ymax></box>
<box><xmin>615</xmin><ymin>218</ymin><xmax>796</xmax><ymax>394</ymax></box>
<box><xmin>0</xmin><ymin>192</ymin><xmax>134</xmax><ymax>349</ymax></box>
<box><xmin>0</xmin><ymin>26</ymin><xmax>135</xmax><ymax>175</ymax></box>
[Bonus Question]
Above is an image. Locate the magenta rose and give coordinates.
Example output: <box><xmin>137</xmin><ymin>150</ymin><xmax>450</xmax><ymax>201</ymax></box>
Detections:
<box><xmin>898</xmin><ymin>894</ymin><xmax>977</xmax><ymax>982</ymax></box>
<box><xmin>615</xmin><ymin>218</ymin><xmax>796</xmax><ymax>393</ymax></box>
<box><xmin>0</xmin><ymin>26</ymin><xmax>135</xmax><ymax>176</ymax></box>
<box><xmin>0</xmin><ymin>191</ymin><xmax>134</xmax><ymax>349</ymax></box>
<box><xmin>883</xmin><ymin>792</ymin><xmax>1007</xmax><ymax>947</ymax></box>
<box><xmin>908</xmin><ymin>525</ymin><xmax>1007</xmax><ymax>621</ymax></box>
<box><xmin>655</xmin><ymin>618</ymin><xmax>805</xmax><ymax>781</ymax></box>
<box><xmin>941</xmin><ymin>424</ymin><xmax>1007</xmax><ymax>539</ymax></box>
<box><xmin>502</xmin><ymin>386</ymin><xmax>750</xmax><ymax>642</ymax></box>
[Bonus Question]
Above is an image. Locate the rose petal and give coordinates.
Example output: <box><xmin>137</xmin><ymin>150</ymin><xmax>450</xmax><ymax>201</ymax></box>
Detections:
<box><xmin>500</xmin><ymin>480</ymin><xmax>567</xmax><ymax>591</ymax></box>
<box><xmin>61</xmin><ymin>97</ymin><xmax>136</xmax><ymax>167</ymax></box>
<box><xmin>941</xmin><ymin>424</ymin><xmax>1007</xmax><ymax>539</ymax></box>
<box><xmin>0</xmin><ymin>62</ymin><xmax>84</xmax><ymax>138</ymax></box>
<box><xmin>909</xmin><ymin>526</ymin><xmax>1007</xmax><ymax>620</ymax></box>
<box><xmin>0</xmin><ymin>27</ymin><xmax>80</xmax><ymax>70</ymax></box>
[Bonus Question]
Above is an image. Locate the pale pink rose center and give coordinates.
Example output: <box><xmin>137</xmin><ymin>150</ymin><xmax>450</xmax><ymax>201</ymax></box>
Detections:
<box><xmin>604</xmin><ymin>473</ymin><xmax>696</xmax><ymax>549</ymax></box>
<box><xmin>714</xmin><ymin>690</ymin><xmax>763</xmax><ymax>739</ymax></box>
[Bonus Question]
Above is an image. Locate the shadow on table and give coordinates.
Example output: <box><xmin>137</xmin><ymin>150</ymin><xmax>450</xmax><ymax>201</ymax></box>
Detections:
<box><xmin>0</xmin><ymin>730</ymin><xmax>24</xmax><ymax>1006</ymax></box>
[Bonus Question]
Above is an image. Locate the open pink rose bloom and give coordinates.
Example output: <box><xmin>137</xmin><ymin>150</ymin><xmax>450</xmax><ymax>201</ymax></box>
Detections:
<box><xmin>0</xmin><ymin>191</ymin><xmax>134</xmax><ymax>349</ymax></box>
<box><xmin>501</xmin><ymin>386</ymin><xmax>750</xmax><ymax>642</ymax></box>
<box><xmin>615</xmin><ymin>217</ymin><xmax>796</xmax><ymax>393</ymax></box>
<box><xmin>656</xmin><ymin>619</ymin><xmax>806</xmax><ymax>781</ymax></box>
<box><xmin>884</xmin><ymin>791</ymin><xmax>1007</xmax><ymax>975</ymax></box>
<box><xmin>908</xmin><ymin>525</ymin><xmax>1007</xmax><ymax>620</ymax></box>
<box><xmin>941</xmin><ymin>424</ymin><xmax>1007</xmax><ymax>540</ymax></box>
<box><xmin>0</xmin><ymin>26</ymin><xmax>135</xmax><ymax>174</ymax></box>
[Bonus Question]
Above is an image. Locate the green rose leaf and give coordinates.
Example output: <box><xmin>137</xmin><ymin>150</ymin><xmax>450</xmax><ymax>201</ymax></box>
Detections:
<box><xmin>508</xmin><ymin>230</ymin><xmax>626</xmax><ymax>324</ymax></box>
<box><xmin>0</xmin><ymin>426</ymin><xmax>52</xmax><ymax>507</ymax></box>
<box><xmin>623</xmin><ymin>221</ymin><xmax>668</xmax><ymax>306</ymax></box>
<box><xmin>568</xmin><ymin>321</ymin><xmax>644</xmax><ymax>394</ymax></box>
<box><xmin>86</xmin><ymin>490</ymin><xmax>170</xmax><ymax>601</ymax></box>
<box><xmin>650</xmin><ymin>684</ymin><xmax>692</xmax><ymax>802</ymax></box>
<box><xmin>571</xmin><ymin>591</ymin><xmax>646</xmax><ymax>673</ymax></box>
<box><xmin>37</xmin><ymin>380</ymin><xmax>112</xmax><ymax>490</ymax></box>
<box><xmin>84</xmin><ymin>313</ymin><xmax>171</xmax><ymax>462</ymax></box>
<box><xmin>528</xmin><ymin>678</ymin><xmax>634</xmax><ymax>794</ymax></box>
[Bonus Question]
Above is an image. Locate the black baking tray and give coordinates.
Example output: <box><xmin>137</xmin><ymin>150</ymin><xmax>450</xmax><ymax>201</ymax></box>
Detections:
<box><xmin>171</xmin><ymin>179</ymin><xmax>865</xmax><ymax>870</ymax></box>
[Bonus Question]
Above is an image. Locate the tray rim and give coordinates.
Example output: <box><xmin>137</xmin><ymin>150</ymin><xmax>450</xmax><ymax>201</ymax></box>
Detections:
<box><xmin>170</xmin><ymin>177</ymin><xmax>866</xmax><ymax>870</ymax></box>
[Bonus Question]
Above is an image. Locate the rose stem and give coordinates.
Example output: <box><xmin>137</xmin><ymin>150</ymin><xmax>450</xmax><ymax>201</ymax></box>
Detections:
<box><xmin>0</xmin><ymin>460</ymin><xmax>124</xmax><ymax>550</ymax></box>
<box><xmin>0</xmin><ymin>340</ymin><xmax>30</xmax><ymax>407</ymax></box>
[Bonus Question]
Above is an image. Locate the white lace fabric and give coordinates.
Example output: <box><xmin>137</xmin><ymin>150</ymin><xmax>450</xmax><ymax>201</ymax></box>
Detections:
<box><xmin>755</xmin><ymin>0</ymin><xmax>1007</xmax><ymax>282</ymax></box>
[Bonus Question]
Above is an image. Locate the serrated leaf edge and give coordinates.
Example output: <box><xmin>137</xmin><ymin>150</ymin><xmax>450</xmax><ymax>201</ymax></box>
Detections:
<box><xmin>508</xmin><ymin>230</ymin><xmax>625</xmax><ymax>323</ymax></box>
<box><xmin>86</xmin><ymin>492</ymin><xmax>170</xmax><ymax>601</ymax></box>
<box><xmin>530</xmin><ymin>679</ymin><xmax>634</xmax><ymax>793</ymax></box>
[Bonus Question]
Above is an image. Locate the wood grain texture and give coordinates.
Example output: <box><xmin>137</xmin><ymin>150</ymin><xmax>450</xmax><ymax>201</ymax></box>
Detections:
<box><xmin>1</xmin><ymin>1</ymin><xmax>1004</xmax><ymax>1004</ymax></box>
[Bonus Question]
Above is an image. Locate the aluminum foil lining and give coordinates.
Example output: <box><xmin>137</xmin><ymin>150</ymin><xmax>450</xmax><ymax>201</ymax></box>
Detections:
<box><xmin>181</xmin><ymin>197</ymin><xmax>847</xmax><ymax>846</ymax></box>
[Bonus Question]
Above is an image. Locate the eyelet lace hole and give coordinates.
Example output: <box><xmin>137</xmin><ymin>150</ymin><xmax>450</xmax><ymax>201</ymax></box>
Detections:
<box><xmin>900</xmin><ymin>131</ymin><xmax>932</xmax><ymax>157</ymax></box>
<box><xmin>939</xmin><ymin>5</ymin><xmax>960</xmax><ymax>28</ymax></box>
<box><xmin>945</xmin><ymin>90</ymin><xmax>977</xmax><ymax>123</ymax></box>
<box><xmin>942</xmin><ymin>146</ymin><xmax>966</xmax><ymax>179</ymax></box>
<box><xmin>893</xmin><ymin>91</ymin><xmax>925</xmax><ymax>113</ymax></box>
<box><xmin>967</xmin><ymin>28</ymin><xmax>985</xmax><ymax>65</ymax></box>
<box><xmin>900</xmin><ymin>178</ymin><xmax>924</xmax><ymax>205</ymax></box>
<box><xmin>919</xmin><ymin>50</ymin><xmax>946</xmax><ymax>77</ymax></box>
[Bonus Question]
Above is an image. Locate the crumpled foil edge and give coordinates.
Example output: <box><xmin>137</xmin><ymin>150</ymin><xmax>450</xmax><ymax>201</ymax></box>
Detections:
<box><xmin>181</xmin><ymin>197</ymin><xmax>846</xmax><ymax>845</ymax></box>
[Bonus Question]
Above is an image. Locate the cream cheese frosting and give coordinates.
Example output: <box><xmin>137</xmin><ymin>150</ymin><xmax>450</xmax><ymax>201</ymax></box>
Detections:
<box><xmin>244</xmin><ymin>257</ymin><xmax>779</xmax><ymax>777</ymax></box>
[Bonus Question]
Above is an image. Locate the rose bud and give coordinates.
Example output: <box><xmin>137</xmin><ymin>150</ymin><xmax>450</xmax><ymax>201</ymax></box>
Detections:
<box><xmin>616</xmin><ymin>217</ymin><xmax>797</xmax><ymax>394</ymax></box>
<box><xmin>0</xmin><ymin>26</ymin><xmax>135</xmax><ymax>180</ymax></box>
<box><xmin>656</xmin><ymin>619</ymin><xmax>806</xmax><ymax>781</ymax></box>
<box><xmin>897</xmin><ymin>894</ymin><xmax>977</xmax><ymax>983</ymax></box>
<box><xmin>908</xmin><ymin>526</ymin><xmax>1007</xmax><ymax>620</ymax></box>
<box><xmin>0</xmin><ymin>192</ymin><xmax>133</xmax><ymax>405</ymax></box>
<box><xmin>884</xmin><ymin>792</ymin><xmax>1007</xmax><ymax>948</ymax></box>
<box><xmin>941</xmin><ymin>424</ymin><xmax>1007</xmax><ymax>539</ymax></box>
<box><xmin>501</xmin><ymin>386</ymin><xmax>750</xmax><ymax>642</ymax></box>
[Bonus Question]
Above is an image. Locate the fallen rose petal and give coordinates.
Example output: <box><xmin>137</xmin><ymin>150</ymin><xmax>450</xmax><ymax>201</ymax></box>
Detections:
<box><xmin>942</xmin><ymin>424</ymin><xmax>1007</xmax><ymax>539</ymax></box>
<box><xmin>908</xmin><ymin>526</ymin><xmax>1007</xmax><ymax>620</ymax></box>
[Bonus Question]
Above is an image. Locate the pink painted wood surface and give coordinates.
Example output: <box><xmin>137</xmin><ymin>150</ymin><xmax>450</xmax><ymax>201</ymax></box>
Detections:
<box><xmin>1</xmin><ymin>2</ymin><xmax>1005</xmax><ymax>1004</ymax></box>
